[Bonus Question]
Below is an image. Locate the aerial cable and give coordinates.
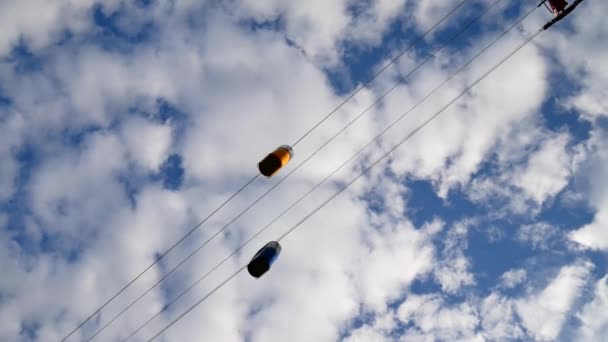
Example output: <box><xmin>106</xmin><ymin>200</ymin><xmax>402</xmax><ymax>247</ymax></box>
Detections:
<box><xmin>148</xmin><ymin>24</ymin><xmax>540</xmax><ymax>342</ymax></box>
<box><xmin>148</xmin><ymin>22</ymin><xmax>541</xmax><ymax>342</ymax></box>
<box><xmin>121</xmin><ymin>0</ymin><xmax>508</xmax><ymax>339</ymax></box>
<box><xmin>278</xmin><ymin>37</ymin><xmax>543</xmax><ymax>242</ymax></box>
<box><xmin>60</xmin><ymin>2</ymin><xmax>472</xmax><ymax>340</ymax></box>
<box><xmin>289</xmin><ymin>0</ymin><xmax>468</xmax><ymax>148</ymax></box>
<box><xmin>145</xmin><ymin>265</ymin><xmax>249</xmax><ymax>342</ymax></box>
<box><xmin>59</xmin><ymin>173</ymin><xmax>260</xmax><ymax>342</ymax></box>
<box><xmin>67</xmin><ymin>3</ymin><xmax>473</xmax><ymax>342</ymax></box>
<box><xmin>143</xmin><ymin>3</ymin><xmax>555</xmax><ymax>341</ymax></box>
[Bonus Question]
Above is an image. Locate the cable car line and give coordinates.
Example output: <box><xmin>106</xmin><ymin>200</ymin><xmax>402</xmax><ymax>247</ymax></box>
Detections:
<box><xmin>289</xmin><ymin>0</ymin><xmax>468</xmax><ymax>148</ymax></box>
<box><xmin>120</xmin><ymin>1</ymin><xmax>510</xmax><ymax>339</ymax></box>
<box><xmin>61</xmin><ymin>3</ymin><xmax>474</xmax><ymax>340</ymax></box>
<box><xmin>148</xmin><ymin>25</ymin><xmax>540</xmax><ymax>342</ymax></box>
<box><xmin>146</xmin><ymin>265</ymin><xmax>249</xmax><ymax>342</ymax></box>
<box><xmin>148</xmin><ymin>26</ymin><xmax>541</xmax><ymax>342</ymax></box>
<box><xmin>278</xmin><ymin>36</ymin><xmax>543</xmax><ymax>244</ymax></box>
<box><xmin>143</xmin><ymin>3</ymin><xmax>555</xmax><ymax>340</ymax></box>
<box><xmin>70</xmin><ymin>4</ymin><xmax>481</xmax><ymax>342</ymax></box>
<box><xmin>60</xmin><ymin>173</ymin><xmax>260</xmax><ymax>342</ymax></box>
<box><xmin>73</xmin><ymin>0</ymin><xmax>585</xmax><ymax>339</ymax></box>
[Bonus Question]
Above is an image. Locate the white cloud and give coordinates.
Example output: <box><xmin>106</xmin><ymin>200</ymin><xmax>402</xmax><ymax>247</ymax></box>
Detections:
<box><xmin>413</xmin><ymin>0</ymin><xmax>462</xmax><ymax>29</ymax></box>
<box><xmin>465</xmin><ymin>128</ymin><xmax>581</xmax><ymax>216</ymax></box>
<box><xmin>232</xmin><ymin>0</ymin><xmax>415</xmax><ymax>67</ymax></box>
<box><xmin>28</xmin><ymin>131</ymin><xmax>129</xmax><ymax>241</ymax></box>
<box><xmin>570</xmin><ymin>211</ymin><xmax>608</xmax><ymax>251</ymax></box>
<box><xmin>480</xmin><ymin>293</ymin><xmax>525</xmax><ymax>340</ymax></box>
<box><xmin>515</xmin><ymin>261</ymin><xmax>593</xmax><ymax>341</ymax></box>
<box><xmin>0</xmin><ymin>0</ymin><xmax>98</xmax><ymax>56</ymax></box>
<box><xmin>0</xmin><ymin>1</ymin><xmax>606</xmax><ymax>342</ymax></box>
<box><xmin>433</xmin><ymin>221</ymin><xmax>475</xmax><ymax>294</ymax></box>
<box><xmin>344</xmin><ymin>260</ymin><xmax>598</xmax><ymax>342</ymax></box>
<box><xmin>575</xmin><ymin>275</ymin><xmax>608</xmax><ymax>341</ymax></box>
<box><xmin>234</xmin><ymin>0</ymin><xmax>352</xmax><ymax>65</ymax></box>
<box><xmin>0</xmin><ymin>185</ymin><xmax>192</xmax><ymax>341</ymax></box>
<box><xmin>517</xmin><ymin>222</ymin><xmax>561</xmax><ymax>250</ymax></box>
<box><xmin>547</xmin><ymin>0</ymin><xmax>608</xmax><ymax>119</ymax></box>
<box><xmin>0</xmin><ymin>110</ymin><xmax>25</xmax><ymax>201</ymax></box>
<box><xmin>383</xmin><ymin>27</ymin><xmax>549</xmax><ymax>198</ymax></box>
<box><xmin>569</xmin><ymin>129</ymin><xmax>608</xmax><ymax>250</ymax></box>
<box><xmin>353</xmin><ymin>219</ymin><xmax>437</xmax><ymax>311</ymax></box>
<box><xmin>346</xmin><ymin>294</ymin><xmax>486</xmax><ymax>342</ymax></box>
<box><xmin>344</xmin><ymin>325</ymin><xmax>390</xmax><ymax>342</ymax></box>
<box><xmin>512</xmin><ymin>133</ymin><xmax>572</xmax><ymax>205</ymax></box>
<box><xmin>397</xmin><ymin>294</ymin><xmax>482</xmax><ymax>341</ymax></box>
<box><xmin>500</xmin><ymin>268</ymin><xmax>527</xmax><ymax>288</ymax></box>
<box><xmin>346</xmin><ymin>0</ymin><xmax>408</xmax><ymax>46</ymax></box>
<box><xmin>120</xmin><ymin>117</ymin><xmax>173</xmax><ymax>172</ymax></box>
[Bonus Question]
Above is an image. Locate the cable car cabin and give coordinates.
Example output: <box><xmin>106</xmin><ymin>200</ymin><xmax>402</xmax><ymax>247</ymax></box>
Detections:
<box><xmin>546</xmin><ymin>0</ymin><xmax>568</xmax><ymax>16</ymax></box>
<box><xmin>247</xmin><ymin>241</ymin><xmax>282</xmax><ymax>278</ymax></box>
<box><xmin>542</xmin><ymin>0</ymin><xmax>584</xmax><ymax>30</ymax></box>
<box><xmin>258</xmin><ymin>145</ymin><xmax>293</xmax><ymax>178</ymax></box>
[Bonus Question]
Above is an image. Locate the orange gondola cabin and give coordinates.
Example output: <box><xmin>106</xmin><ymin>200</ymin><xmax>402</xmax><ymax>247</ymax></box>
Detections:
<box><xmin>258</xmin><ymin>145</ymin><xmax>293</xmax><ymax>178</ymax></box>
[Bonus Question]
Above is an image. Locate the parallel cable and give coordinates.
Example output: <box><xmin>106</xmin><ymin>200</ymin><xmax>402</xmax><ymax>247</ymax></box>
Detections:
<box><xmin>145</xmin><ymin>6</ymin><xmax>544</xmax><ymax>341</ymax></box>
<box><xmin>74</xmin><ymin>3</ymin><xmax>475</xmax><ymax>341</ymax></box>
<box><xmin>278</xmin><ymin>30</ymin><xmax>543</xmax><ymax>241</ymax></box>
<box><xmin>290</xmin><ymin>0</ymin><xmax>468</xmax><ymax>147</ymax></box>
<box><xmin>145</xmin><ymin>265</ymin><xmax>248</xmax><ymax>342</ymax></box>
<box><xmin>60</xmin><ymin>173</ymin><xmax>259</xmax><ymax>342</ymax></box>
<box><xmin>61</xmin><ymin>3</ymin><xmax>470</xmax><ymax>341</ymax></box>
<box><xmin>122</xmin><ymin>1</ymin><xmax>506</xmax><ymax>340</ymax></box>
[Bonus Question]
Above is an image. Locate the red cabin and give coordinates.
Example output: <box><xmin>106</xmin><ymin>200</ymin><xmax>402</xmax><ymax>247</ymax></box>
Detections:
<box><xmin>548</xmin><ymin>0</ymin><xmax>568</xmax><ymax>14</ymax></box>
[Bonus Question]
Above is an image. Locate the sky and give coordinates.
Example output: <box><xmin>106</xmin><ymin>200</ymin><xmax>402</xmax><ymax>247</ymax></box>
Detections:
<box><xmin>0</xmin><ymin>0</ymin><xmax>607</xmax><ymax>341</ymax></box>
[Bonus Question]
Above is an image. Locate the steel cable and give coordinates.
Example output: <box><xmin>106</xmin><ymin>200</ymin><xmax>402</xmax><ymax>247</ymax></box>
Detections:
<box><xmin>144</xmin><ymin>5</ymin><xmax>544</xmax><ymax>342</ymax></box>
<box><xmin>70</xmin><ymin>2</ymin><xmax>475</xmax><ymax>341</ymax></box>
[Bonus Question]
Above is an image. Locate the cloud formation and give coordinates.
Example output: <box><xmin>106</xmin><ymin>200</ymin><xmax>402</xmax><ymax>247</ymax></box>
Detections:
<box><xmin>0</xmin><ymin>1</ymin><xmax>606</xmax><ymax>341</ymax></box>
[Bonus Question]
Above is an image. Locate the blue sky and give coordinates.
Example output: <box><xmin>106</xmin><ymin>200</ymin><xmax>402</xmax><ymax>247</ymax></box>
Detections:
<box><xmin>0</xmin><ymin>0</ymin><xmax>607</xmax><ymax>341</ymax></box>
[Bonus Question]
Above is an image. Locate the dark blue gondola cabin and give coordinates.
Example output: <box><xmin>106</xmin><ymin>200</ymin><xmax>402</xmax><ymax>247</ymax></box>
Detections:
<box><xmin>247</xmin><ymin>241</ymin><xmax>282</xmax><ymax>278</ymax></box>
